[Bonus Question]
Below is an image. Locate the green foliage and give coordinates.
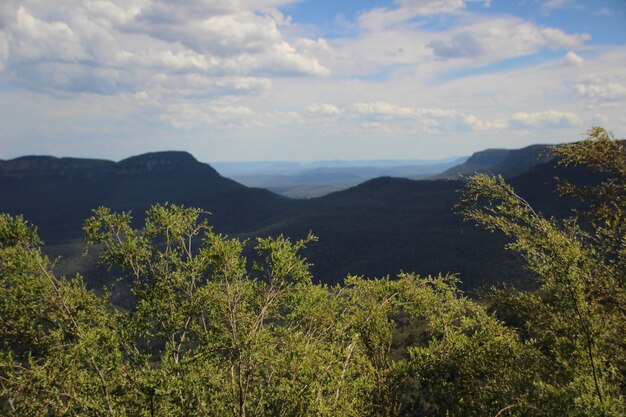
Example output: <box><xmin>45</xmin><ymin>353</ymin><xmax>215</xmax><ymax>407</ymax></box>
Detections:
<box><xmin>554</xmin><ymin>127</ymin><xmax>626</xmax><ymax>274</ymax></box>
<box><xmin>2</xmin><ymin>204</ymin><xmax>533</xmax><ymax>416</ymax></box>
<box><xmin>459</xmin><ymin>127</ymin><xmax>626</xmax><ymax>416</ymax></box>
<box><xmin>341</xmin><ymin>274</ymin><xmax>537</xmax><ymax>417</ymax></box>
<box><xmin>0</xmin><ymin>213</ymin><xmax>124</xmax><ymax>415</ymax></box>
<box><xmin>2</xmin><ymin>127</ymin><xmax>624</xmax><ymax>416</ymax></box>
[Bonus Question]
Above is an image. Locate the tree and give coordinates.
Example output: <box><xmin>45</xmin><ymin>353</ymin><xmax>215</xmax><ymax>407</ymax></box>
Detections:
<box><xmin>1</xmin><ymin>203</ymin><xmax>535</xmax><ymax>416</ymax></box>
<box><xmin>0</xmin><ymin>213</ymin><xmax>125</xmax><ymax>415</ymax></box>
<box><xmin>5</xmin><ymin>126</ymin><xmax>622</xmax><ymax>415</ymax></box>
<box><xmin>82</xmin><ymin>204</ymin><xmax>371</xmax><ymax>416</ymax></box>
<box><xmin>458</xmin><ymin>127</ymin><xmax>626</xmax><ymax>416</ymax></box>
<box><xmin>340</xmin><ymin>274</ymin><xmax>537</xmax><ymax>417</ymax></box>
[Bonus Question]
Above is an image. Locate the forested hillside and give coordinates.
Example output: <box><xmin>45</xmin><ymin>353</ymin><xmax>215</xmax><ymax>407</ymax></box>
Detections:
<box><xmin>433</xmin><ymin>143</ymin><xmax>554</xmax><ymax>179</ymax></box>
<box><xmin>0</xmin><ymin>151</ymin><xmax>294</xmax><ymax>241</ymax></box>
<box><xmin>0</xmin><ymin>141</ymin><xmax>581</xmax><ymax>296</ymax></box>
<box><xmin>1</xmin><ymin>127</ymin><xmax>624</xmax><ymax>416</ymax></box>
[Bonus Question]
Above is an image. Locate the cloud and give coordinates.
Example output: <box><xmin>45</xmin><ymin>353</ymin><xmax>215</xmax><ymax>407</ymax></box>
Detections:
<box><xmin>352</xmin><ymin>101</ymin><xmax>414</xmax><ymax>116</ymax></box>
<box><xmin>420</xmin><ymin>17</ymin><xmax>590</xmax><ymax>65</ymax></box>
<box><xmin>540</xmin><ymin>0</ymin><xmax>582</xmax><ymax>15</ymax></box>
<box><xmin>562</xmin><ymin>51</ymin><xmax>583</xmax><ymax>67</ymax></box>
<box><xmin>395</xmin><ymin>0</ymin><xmax>466</xmax><ymax>16</ymax></box>
<box><xmin>0</xmin><ymin>0</ymin><xmax>328</xmax><ymax>97</ymax></box>
<box><xmin>541</xmin><ymin>0</ymin><xmax>571</xmax><ymax>12</ymax></box>
<box><xmin>0</xmin><ymin>34</ymin><xmax>7</xmax><ymax>70</ymax></box>
<box><xmin>306</xmin><ymin>103</ymin><xmax>341</xmax><ymax>115</ymax></box>
<box><xmin>574</xmin><ymin>79</ymin><xmax>626</xmax><ymax>106</ymax></box>
<box><xmin>509</xmin><ymin>110</ymin><xmax>581</xmax><ymax>129</ymax></box>
<box><xmin>158</xmin><ymin>102</ymin><xmax>258</xmax><ymax>129</ymax></box>
<box><xmin>539</xmin><ymin>27</ymin><xmax>590</xmax><ymax>49</ymax></box>
<box><xmin>10</xmin><ymin>7</ymin><xmax>90</xmax><ymax>63</ymax></box>
<box><xmin>1</xmin><ymin>0</ymin><xmax>624</xmax><ymax>161</ymax></box>
<box><xmin>133</xmin><ymin>9</ymin><xmax>284</xmax><ymax>57</ymax></box>
<box><xmin>358</xmin><ymin>0</ymin><xmax>465</xmax><ymax>31</ymax></box>
<box><xmin>427</xmin><ymin>32</ymin><xmax>484</xmax><ymax>59</ymax></box>
<box><xmin>349</xmin><ymin>101</ymin><xmax>503</xmax><ymax>132</ymax></box>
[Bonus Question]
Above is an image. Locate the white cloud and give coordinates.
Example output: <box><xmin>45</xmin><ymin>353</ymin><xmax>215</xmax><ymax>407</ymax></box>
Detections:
<box><xmin>358</xmin><ymin>0</ymin><xmax>465</xmax><ymax>31</ymax></box>
<box><xmin>11</xmin><ymin>7</ymin><xmax>90</xmax><ymax>63</ymax></box>
<box><xmin>352</xmin><ymin>101</ymin><xmax>413</xmax><ymax>116</ymax></box>
<box><xmin>463</xmin><ymin>114</ymin><xmax>506</xmax><ymax>131</ymax></box>
<box><xmin>1</xmin><ymin>0</ymin><xmax>625</xmax><ymax>161</ymax></box>
<box><xmin>427</xmin><ymin>32</ymin><xmax>484</xmax><ymax>59</ymax></box>
<box><xmin>348</xmin><ymin>102</ymin><xmax>504</xmax><ymax>132</ymax></box>
<box><xmin>542</xmin><ymin>0</ymin><xmax>571</xmax><ymax>11</ymax></box>
<box><xmin>574</xmin><ymin>79</ymin><xmax>626</xmax><ymax>106</ymax></box>
<box><xmin>422</xmin><ymin>16</ymin><xmax>590</xmax><ymax>64</ymax></box>
<box><xmin>395</xmin><ymin>0</ymin><xmax>466</xmax><ymax>16</ymax></box>
<box><xmin>359</xmin><ymin>121</ymin><xmax>389</xmax><ymax>131</ymax></box>
<box><xmin>540</xmin><ymin>0</ymin><xmax>582</xmax><ymax>15</ymax></box>
<box><xmin>562</xmin><ymin>51</ymin><xmax>584</xmax><ymax>67</ymax></box>
<box><xmin>307</xmin><ymin>103</ymin><xmax>341</xmax><ymax>115</ymax></box>
<box><xmin>539</xmin><ymin>27</ymin><xmax>590</xmax><ymax>49</ymax></box>
<box><xmin>509</xmin><ymin>110</ymin><xmax>581</xmax><ymax>129</ymax></box>
<box><xmin>158</xmin><ymin>102</ymin><xmax>258</xmax><ymax>129</ymax></box>
<box><xmin>0</xmin><ymin>0</ymin><xmax>327</xmax><ymax>97</ymax></box>
<box><xmin>258</xmin><ymin>41</ymin><xmax>329</xmax><ymax>76</ymax></box>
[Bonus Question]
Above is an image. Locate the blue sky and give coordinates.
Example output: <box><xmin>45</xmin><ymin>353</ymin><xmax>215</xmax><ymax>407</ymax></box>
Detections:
<box><xmin>0</xmin><ymin>0</ymin><xmax>625</xmax><ymax>162</ymax></box>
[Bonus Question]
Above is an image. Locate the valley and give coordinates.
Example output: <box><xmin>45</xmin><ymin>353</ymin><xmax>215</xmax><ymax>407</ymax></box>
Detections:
<box><xmin>0</xmin><ymin>143</ymin><xmax>580</xmax><ymax>300</ymax></box>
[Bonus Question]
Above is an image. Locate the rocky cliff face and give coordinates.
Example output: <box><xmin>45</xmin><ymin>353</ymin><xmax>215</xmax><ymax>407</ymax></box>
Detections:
<box><xmin>0</xmin><ymin>151</ymin><xmax>219</xmax><ymax>179</ymax></box>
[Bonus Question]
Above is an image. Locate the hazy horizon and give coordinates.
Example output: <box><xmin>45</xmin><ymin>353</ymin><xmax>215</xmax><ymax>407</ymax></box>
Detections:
<box><xmin>1</xmin><ymin>0</ymin><xmax>625</xmax><ymax>162</ymax></box>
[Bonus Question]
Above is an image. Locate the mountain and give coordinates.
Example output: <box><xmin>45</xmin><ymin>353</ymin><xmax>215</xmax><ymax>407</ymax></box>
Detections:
<box><xmin>240</xmin><ymin>177</ymin><xmax>527</xmax><ymax>290</ymax></box>
<box><xmin>212</xmin><ymin>157</ymin><xmax>466</xmax><ymax>177</ymax></box>
<box><xmin>0</xmin><ymin>151</ymin><xmax>293</xmax><ymax>243</ymax></box>
<box><xmin>434</xmin><ymin>144</ymin><xmax>554</xmax><ymax>179</ymax></box>
<box><xmin>0</xmin><ymin>147</ymin><xmax>586</xmax><ymax>303</ymax></box>
<box><xmin>214</xmin><ymin>157</ymin><xmax>467</xmax><ymax>198</ymax></box>
<box><xmin>239</xmin><ymin>163</ymin><xmax>571</xmax><ymax>290</ymax></box>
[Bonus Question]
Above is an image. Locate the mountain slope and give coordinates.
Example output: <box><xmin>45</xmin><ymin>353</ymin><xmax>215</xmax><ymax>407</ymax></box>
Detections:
<box><xmin>0</xmin><ymin>151</ymin><xmax>295</xmax><ymax>243</ymax></box>
<box><xmin>0</xmin><ymin>148</ymin><xmax>584</xmax><ymax>298</ymax></box>
<box><xmin>245</xmin><ymin>177</ymin><xmax>527</xmax><ymax>289</ymax></box>
<box><xmin>435</xmin><ymin>144</ymin><xmax>554</xmax><ymax>179</ymax></box>
<box><xmin>215</xmin><ymin>158</ymin><xmax>467</xmax><ymax>198</ymax></box>
<box><xmin>242</xmin><ymin>154</ymin><xmax>593</xmax><ymax>289</ymax></box>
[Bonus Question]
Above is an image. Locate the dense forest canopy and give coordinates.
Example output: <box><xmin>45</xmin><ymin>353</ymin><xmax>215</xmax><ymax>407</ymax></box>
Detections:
<box><xmin>1</xmin><ymin>127</ymin><xmax>624</xmax><ymax>416</ymax></box>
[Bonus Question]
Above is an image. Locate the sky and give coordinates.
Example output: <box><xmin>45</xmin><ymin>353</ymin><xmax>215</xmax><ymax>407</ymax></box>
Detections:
<box><xmin>0</xmin><ymin>0</ymin><xmax>625</xmax><ymax>162</ymax></box>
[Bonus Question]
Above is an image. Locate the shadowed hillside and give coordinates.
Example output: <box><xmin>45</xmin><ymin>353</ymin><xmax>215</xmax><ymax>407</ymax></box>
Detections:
<box><xmin>245</xmin><ymin>158</ymin><xmax>590</xmax><ymax>289</ymax></box>
<box><xmin>434</xmin><ymin>144</ymin><xmax>554</xmax><ymax>179</ymax></box>
<box><xmin>0</xmin><ymin>147</ymin><xmax>591</xmax><ymax>299</ymax></box>
<box><xmin>0</xmin><ymin>151</ymin><xmax>295</xmax><ymax>242</ymax></box>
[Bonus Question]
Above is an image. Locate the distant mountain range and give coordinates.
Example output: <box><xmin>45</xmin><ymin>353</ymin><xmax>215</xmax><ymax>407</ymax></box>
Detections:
<box><xmin>1</xmin><ymin>143</ymin><xmax>588</xmax><ymax>305</ymax></box>
<box><xmin>212</xmin><ymin>157</ymin><xmax>467</xmax><ymax>198</ymax></box>
<box><xmin>212</xmin><ymin>157</ymin><xmax>467</xmax><ymax>176</ymax></box>
<box><xmin>211</xmin><ymin>144</ymin><xmax>554</xmax><ymax>198</ymax></box>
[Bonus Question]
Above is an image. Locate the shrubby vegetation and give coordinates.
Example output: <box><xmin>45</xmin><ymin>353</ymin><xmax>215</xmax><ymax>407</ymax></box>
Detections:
<box><xmin>1</xmin><ymin>127</ymin><xmax>624</xmax><ymax>416</ymax></box>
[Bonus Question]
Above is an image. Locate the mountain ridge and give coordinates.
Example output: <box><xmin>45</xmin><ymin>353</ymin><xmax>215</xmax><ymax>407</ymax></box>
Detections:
<box><xmin>434</xmin><ymin>143</ymin><xmax>554</xmax><ymax>179</ymax></box>
<box><xmin>0</xmin><ymin>151</ymin><xmax>217</xmax><ymax>179</ymax></box>
<box><xmin>0</xmin><ymin>144</ymin><xmax>578</xmax><ymax>300</ymax></box>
